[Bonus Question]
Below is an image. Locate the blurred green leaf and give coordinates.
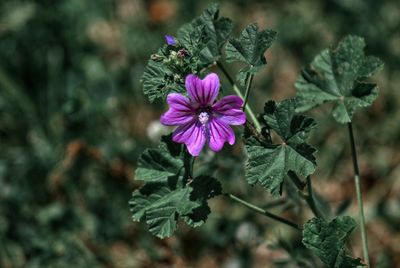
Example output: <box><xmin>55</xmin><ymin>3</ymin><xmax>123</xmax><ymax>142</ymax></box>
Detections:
<box><xmin>178</xmin><ymin>3</ymin><xmax>232</xmax><ymax>66</ymax></box>
<box><xmin>302</xmin><ymin>216</ymin><xmax>364</xmax><ymax>268</ymax></box>
<box><xmin>295</xmin><ymin>35</ymin><xmax>383</xmax><ymax>123</ymax></box>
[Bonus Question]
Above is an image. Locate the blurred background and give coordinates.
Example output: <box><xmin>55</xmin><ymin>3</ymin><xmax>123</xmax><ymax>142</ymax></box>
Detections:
<box><xmin>0</xmin><ymin>0</ymin><xmax>399</xmax><ymax>267</ymax></box>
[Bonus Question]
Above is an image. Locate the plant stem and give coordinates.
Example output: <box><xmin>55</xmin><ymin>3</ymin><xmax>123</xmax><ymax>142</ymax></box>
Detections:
<box><xmin>305</xmin><ymin>176</ymin><xmax>324</xmax><ymax>219</ymax></box>
<box><xmin>226</xmin><ymin>193</ymin><xmax>302</xmax><ymax>231</ymax></box>
<box><xmin>243</xmin><ymin>72</ymin><xmax>254</xmax><ymax>110</ymax></box>
<box><xmin>288</xmin><ymin>171</ymin><xmax>324</xmax><ymax>219</ymax></box>
<box><xmin>347</xmin><ymin>122</ymin><xmax>370</xmax><ymax>267</ymax></box>
<box><xmin>287</xmin><ymin>171</ymin><xmax>306</xmax><ymax>190</ymax></box>
<box><xmin>216</xmin><ymin>62</ymin><xmax>262</xmax><ymax>132</ymax></box>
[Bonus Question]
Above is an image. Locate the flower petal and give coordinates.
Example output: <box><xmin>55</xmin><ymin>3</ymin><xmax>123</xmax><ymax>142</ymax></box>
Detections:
<box><xmin>185</xmin><ymin>73</ymin><xmax>220</xmax><ymax>105</ymax></box>
<box><xmin>160</xmin><ymin>108</ymin><xmax>194</xmax><ymax>126</ymax></box>
<box><xmin>172</xmin><ymin>120</ymin><xmax>206</xmax><ymax>156</ymax></box>
<box><xmin>165</xmin><ymin>35</ymin><xmax>176</xmax><ymax>45</ymax></box>
<box><xmin>160</xmin><ymin>93</ymin><xmax>195</xmax><ymax>126</ymax></box>
<box><xmin>212</xmin><ymin>95</ymin><xmax>246</xmax><ymax>125</ymax></box>
<box><xmin>208</xmin><ymin>118</ymin><xmax>235</xmax><ymax>152</ymax></box>
<box><xmin>166</xmin><ymin>93</ymin><xmax>194</xmax><ymax>112</ymax></box>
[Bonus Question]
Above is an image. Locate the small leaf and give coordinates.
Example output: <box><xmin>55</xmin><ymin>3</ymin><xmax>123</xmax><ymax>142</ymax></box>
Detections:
<box><xmin>302</xmin><ymin>216</ymin><xmax>364</xmax><ymax>268</ymax></box>
<box><xmin>135</xmin><ymin>137</ymin><xmax>183</xmax><ymax>183</ymax></box>
<box><xmin>130</xmin><ymin>183</ymin><xmax>199</xmax><ymax>238</ymax></box>
<box><xmin>295</xmin><ymin>35</ymin><xmax>383</xmax><ymax>123</ymax></box>
<box><xmin>177</xmin><ymin>3</ymin><xmax>232</xmax><ymax>67</ymax></box>
<box><xmin>245</xmin><ymin>99</ymin><xmax>317</xmax><ymax>197</ymax></box>
<box><xmin>226</xmin><ymin>23</ymin><xmax>277</xmax><ymax>85</ymax></box>
<box><xmin>226</xmin><ymin>23</ymin><xmax>277</xmax><ymax>66</ymax></box>
<box><xmin>141</xmin><ymin>58</ymin><xmax>186</xmax><ymax>103</ymax></box>
<box><xmin>183</xmin><ymin>175</ymin><xmax>222</xmax><ymax>227</ymax></box>
<box><xmin>197</xmin><ymin>3</ymin><xmax>233</xmax><ymax>52</ymax></box>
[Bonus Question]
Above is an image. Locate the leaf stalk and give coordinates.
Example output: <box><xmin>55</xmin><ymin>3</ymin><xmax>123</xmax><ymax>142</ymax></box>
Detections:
<box><xmin>216</xmin><ymin>62</ymin><xmax>262</xmax><ymax>132</ymax></box>
<box><xmin>226</xmin><ymin>193</ymin><xmax>302</xmax><ymax>231</ymax></box>
<box><xmin>288</xmin><ymin>171</ymin><xmax>324</xmax><ymax>219</ymax></box>
<box><xmin>243</xmin><ymin>71</ymin><xmax>254</xmax><ymax>110</ymax></box>
<box><xmin>347</xmin><ymin>122</ymin><xmax>370</xmax><ymax>267</ymax></box>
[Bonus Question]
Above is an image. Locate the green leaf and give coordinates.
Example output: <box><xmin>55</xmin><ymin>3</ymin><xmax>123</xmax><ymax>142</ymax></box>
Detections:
<box><xmin>135</xmin><ymin>137</ymin><xmax>183</xmax><ymax>183</ymax></box>
<box><xmin>141</xmin><ymin>59</ymin><xmax>186</xmax><ymax>103</ymax></box>
<box><xmin>142</xmin><ymin>3</ymin><xmax>232</xmax><ymax>103</ymax></box>
<box><xmin>226</xmin><ymin>23</ymin><xmax>276</xmax><ymax>66</ymax></box>
<box><xmin>245</xmin><ymin>99</ymin><xmax>317</xmax><ymax>197</ymax></box>
<box><xmin>226</xmin><ymin>23</ymin><xmax>277</xmax><ymax>85</ymax></box>
<box><xmin>130</xmin><ymin>183</ymin><xmax>199</xmax><ymax>238</ymax></box>
<box><xmin>302</xmin><ymin>216</ymin><xmax>365</xmax><ymax>268</ymax></box>
<box><xmin>177</xmin><ymin>3</ymin><xmax>232</xmax><ymax>67</ymax></box>
<box><xmin>295</xmin><ymin>35</ymin><xmax>383</xmax><ymax>123</ymax></box>
<box><xmin>183</xmin><ymin>175</ymin><xmax>222</xmax><ymax>227</ymax></box>
<box><xmin>130</xmin><ymin>137</ymin><xmax>222</xmax><ymax>238</ymax></box>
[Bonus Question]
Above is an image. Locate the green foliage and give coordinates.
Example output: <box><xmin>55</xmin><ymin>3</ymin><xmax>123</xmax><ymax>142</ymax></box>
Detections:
<box><xmin>302</xmin><ymin>216</ymin><xmax>364</xmax><ymax>268</ymax></box>
<box><xmin>226</xmin><ymin>23</ymin><xmax>277</xmax><ymax>85</ymax></box>
<box><xmin>245</xmin><ymin>99</ymin><xmax>317</xmax><ymax>196</ymax></box>
<box><xmin>135</xmin><ymin>139</ymin><xmax>184</xmax><ymax>182</ymax></box>
<box><xmin>142</xmin><ymin>3</ymin><xmax>233</xmax><ymax>102</ymax></box>
<box><xmin>295</xmin><ymin>35</ymin><xmax>383</xmax><ymax>123</ymax></box>
<box><xmin>1</xmin><ymin>0</ymin><xmax>395</xmax><ymax>267</ymax></box>
<box><xmin>129</xmin><ymin>136</ymin><xmax>222</xmax><ymax>238</ymax></box>
<box><xmin>141</xmin><ymin>59</ymin><xmax>185</xmax><ymax>103</ymax></box>
<box><xmin>130</xmin><ymin>184</ymin><xmax>199</xmax><ymax>238</ymax></box>
<box><xmin>141</xmin><ymin>46</ymin><xmax>189</xmax><ymax>103</ymax></box>
<box><xmin>178</xmin><ymin>3</ymin><xmax>233</xmax><ymax>65</ymax></box>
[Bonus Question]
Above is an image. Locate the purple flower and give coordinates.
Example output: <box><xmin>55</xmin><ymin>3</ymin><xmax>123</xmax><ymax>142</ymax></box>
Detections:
<box><xmin>164</xmin><ymin>35</ymin><xmax>176</xmax><ymax>45</ymax></box>
<box><xmin>160</xmin><ymin>73</ymin><xmax>246</xmax><ymax>156</ymax></box>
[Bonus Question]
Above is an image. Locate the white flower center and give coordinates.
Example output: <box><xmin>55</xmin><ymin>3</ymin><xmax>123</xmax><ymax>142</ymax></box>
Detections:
<box><xmin>198</xmin><ymin>112</ymin><xmax>209</xmax><ymax>125</ymax></box>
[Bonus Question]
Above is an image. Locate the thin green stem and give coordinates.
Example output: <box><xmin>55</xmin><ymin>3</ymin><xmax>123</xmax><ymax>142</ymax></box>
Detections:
<box><xmin>226</xmin><ymin>193</ymin><xmax>302</xmax><ymax>231</ymax></box>
<box><xmin>347</xmin><ymin>122</ymin><xmax>370</xmax><ymax>267</ymax></box>
<box><xmin>243</xmin><ymin>72</ymin><xmax>254</xmax><ymax>110</ymax></box>
<box><xmin>306</xmin><ymin>176</ymin><xmax>324</xmax><ymax>219</ymax></box>
<box><xmin>216</xmin><ymin>62</ymin><xmax>262</xmax><ymax>132</ymax></box>
<box><xmin>288</xmin><ymin>171</ymin><xmax>324</xmax><ymax>219</ymax></box>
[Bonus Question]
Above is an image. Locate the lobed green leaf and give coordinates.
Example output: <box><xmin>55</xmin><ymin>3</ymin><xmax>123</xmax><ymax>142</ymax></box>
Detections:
<box><xmin>226</xmin><ymin>23</ymin><xmax>277</xmax><ymax>85</ymax></box>
<box><xmin>295</xmin><ymin>35</ymin><xmax>383</xmax><ymax>123</ymax></box>
<box><xmin>135</xmin><ymin>138</ymin><xmax>183</xmax><ymax>183</ymax></box>
<box><xmin>130</xmin><ymin>184</ymin><xmax>199</xmax><ymax>238</ymax></box>
<box><xmin>178</xmin><ymin>3</ymin><xmax>233</xmax><ymax>67</ymax></box>
<box><xmin>245</xmin><ymin>99</ymin><xmax>317</xmax><ymax>197</ymax></box>
<box><xmin>302</xmin><ymin>216</ymin><xmax>365</xmax><ymax>268</ymax></box>
<box><xmin>130</xmin><ymin>136</ymin><xmax>222</xmax><ymax>238</ymax></box>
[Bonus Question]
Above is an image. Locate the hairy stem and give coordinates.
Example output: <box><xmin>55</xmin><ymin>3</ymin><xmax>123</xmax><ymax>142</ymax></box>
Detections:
<box><xmin>288</xmin><ymin>171</ymin><xmax>324</xmax><ymax>219</ymax></box>
<box><xmin>347</xmin><ymin>122</ymin><xmax>370</xmax><ymax>267</ymax></box>
<box><xmin>226</xmin><ymin>193</ymin><xmax>302</xmax><ymax>231</ymax></box>
<box><xmin>216</xmin><ymin>62</ymin><xmax>262</xmax><ymax>132</ymax></box>
<box><xmin>243</xmin><ymin>72</ymin><xmax>254</xmax><ymax>110</ymax></box>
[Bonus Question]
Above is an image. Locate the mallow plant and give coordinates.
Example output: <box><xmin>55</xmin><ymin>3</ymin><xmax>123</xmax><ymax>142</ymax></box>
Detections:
<box><xmin>129</xmin><ymin>3</ymin><xmax>383</xmax><ymax>267</ymax></box>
